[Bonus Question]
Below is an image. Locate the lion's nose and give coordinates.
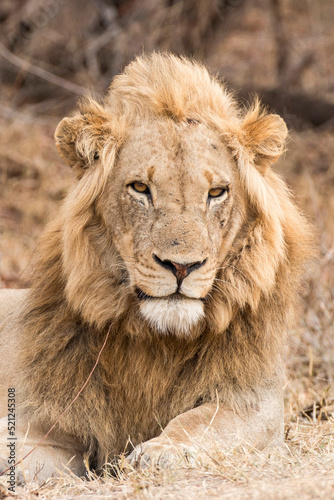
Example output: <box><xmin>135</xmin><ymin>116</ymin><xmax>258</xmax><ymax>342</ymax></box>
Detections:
<box><xmin>153</xmin><ymin>254</ymin><xmax>207</xmax><ymax>286</ymax></box>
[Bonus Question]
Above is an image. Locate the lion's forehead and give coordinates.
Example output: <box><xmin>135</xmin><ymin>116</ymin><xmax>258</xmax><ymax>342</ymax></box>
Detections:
<box><xmin>117</xmin><ymin>119</ymin><xmax>235</xmax><ymax>191</ymax></box>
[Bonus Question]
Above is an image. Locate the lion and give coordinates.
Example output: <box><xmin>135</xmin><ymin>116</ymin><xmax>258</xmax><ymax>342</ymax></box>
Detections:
<box><xmin>0</xmin><ymin>53</ymin><xmax>314</xmax><ymax>484</ymax></box>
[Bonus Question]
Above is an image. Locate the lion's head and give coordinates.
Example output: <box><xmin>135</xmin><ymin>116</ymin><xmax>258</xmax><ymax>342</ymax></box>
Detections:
<box><xmin>96</xmin><ymin>118</ymin><xmax>247</xmax><ymax>334</ymax></box>
<box><xmin>52</xmin><ymin>53</ymin><xmax>311</xmax><ymax>337</ymax></box>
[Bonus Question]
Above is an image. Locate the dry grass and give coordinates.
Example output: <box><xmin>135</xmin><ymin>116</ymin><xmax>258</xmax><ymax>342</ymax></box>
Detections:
<box><xmin>0</xmin><ymin>116</ymin><xmax>71</xmax><ymax>288</ymax></box>
<box><xmin>1</xmin><ymin>418</ymin><xmax>333</xmax><ymax>498</ymax></box>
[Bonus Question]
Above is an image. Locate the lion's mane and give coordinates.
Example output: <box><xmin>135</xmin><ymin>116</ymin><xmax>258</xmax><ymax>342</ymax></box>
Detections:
<box><xmin>18</xmin><ymin>53</ymin><xmax>314</xmax><ymax>467</ymax></box>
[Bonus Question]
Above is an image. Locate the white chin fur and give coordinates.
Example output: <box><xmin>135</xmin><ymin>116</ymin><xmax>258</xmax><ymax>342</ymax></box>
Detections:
<box><xmin>140</xmin><ymin>298</ymin><xmax>204</xmax><ymax>335</ymax></box>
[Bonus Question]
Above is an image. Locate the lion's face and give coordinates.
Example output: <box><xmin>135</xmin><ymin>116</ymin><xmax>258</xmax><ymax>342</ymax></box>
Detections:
<box><xmin>101</xmin><ymin>119</ymin><xmax>245</xmax><ymax>334</ymax></box>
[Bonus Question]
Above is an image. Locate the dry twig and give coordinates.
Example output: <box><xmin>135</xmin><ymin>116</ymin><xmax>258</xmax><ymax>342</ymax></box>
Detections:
<box><xmin>0</xmin><ymin>43</ymin><xmax>85</xmax><ymax>96</ymax></box>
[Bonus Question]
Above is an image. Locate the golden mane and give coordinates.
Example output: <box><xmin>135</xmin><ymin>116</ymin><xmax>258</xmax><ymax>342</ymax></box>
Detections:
<box><xmin>18</xmin><ymin>53</ymin><xmax>314</xmax><ymax>469</ymax></box>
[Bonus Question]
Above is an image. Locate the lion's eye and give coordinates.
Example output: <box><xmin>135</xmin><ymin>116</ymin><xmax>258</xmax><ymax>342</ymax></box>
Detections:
<box><xmin>131</xmin><ymin>182</ymin><xmax>150</xmax><ymax>195</ymax></box>
<box><xmin>208</xmin><ymin>187</ymin><xmax>228</xmax><ymax>199</ymax></box>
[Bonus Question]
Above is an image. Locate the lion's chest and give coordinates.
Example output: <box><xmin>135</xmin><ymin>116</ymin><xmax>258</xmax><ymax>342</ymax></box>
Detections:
<box><xmin>90</xmin><ymin>336</ymin><xmax>218</xmax><ymax>454</ymax></box>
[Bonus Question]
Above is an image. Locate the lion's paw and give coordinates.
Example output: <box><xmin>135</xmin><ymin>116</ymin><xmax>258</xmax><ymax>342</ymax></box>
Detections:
<box><xmin>126</xmin><ymin>440</ymin><xmax>198</xmax><ymax>470</ymax></box>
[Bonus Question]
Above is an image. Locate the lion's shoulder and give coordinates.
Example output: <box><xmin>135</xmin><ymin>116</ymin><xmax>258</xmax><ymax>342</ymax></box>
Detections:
<box><xmin>0</xmin><ymin>289</ymin><xmax>29</xmax><ymax>416</ymax></box>
<box><xmin>0</xmin><ymin>289</ymin><xmax>29</xmax><ymax>364</ymax></box>
<box><xmin>0</xmin><ymin>288</ymin><xmax>29</xmax><ymax>323</ymax></box>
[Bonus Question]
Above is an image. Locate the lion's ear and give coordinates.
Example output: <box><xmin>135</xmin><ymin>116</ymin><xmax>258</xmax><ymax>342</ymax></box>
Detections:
<box><xmin>241</xmin><ymin>105</ymin><xmax>288</xmax><ymax>174</ymax></box>
<box><xmin>55</xmin><ymin>100</ymin><xmax>112</xmax><ymax>177</ymax></box>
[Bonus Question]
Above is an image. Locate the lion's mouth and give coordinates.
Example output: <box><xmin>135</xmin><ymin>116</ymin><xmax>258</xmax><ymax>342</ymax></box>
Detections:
<box><xmin>135</xmin><ymin>287</ymin><xmax>206</xmax><ymax>302</ymax></box>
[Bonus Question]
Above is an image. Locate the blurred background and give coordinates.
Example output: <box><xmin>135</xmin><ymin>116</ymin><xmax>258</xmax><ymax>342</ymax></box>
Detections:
<box><xmin>0</xmin><ymin>0</ymin><xmax>333</xmax><ymax>419</ymax></box>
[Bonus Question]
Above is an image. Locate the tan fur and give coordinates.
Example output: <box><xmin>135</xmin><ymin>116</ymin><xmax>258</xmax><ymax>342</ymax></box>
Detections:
<box><xmin>0</xmin><ymin>53</ymin><xmax>314</xmax><ymax>481</ymax></box>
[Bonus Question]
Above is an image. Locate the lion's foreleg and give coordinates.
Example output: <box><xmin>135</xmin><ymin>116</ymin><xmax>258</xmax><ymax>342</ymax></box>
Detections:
<box><xmin>0</xmin><ymin>417</ymin><xmax>86</xmax><ymax>485</ymax></box>
<box><xmin>127</xmin><ymin>387</ymin><xmax>284</xmax><ymax>469</ymax></box>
